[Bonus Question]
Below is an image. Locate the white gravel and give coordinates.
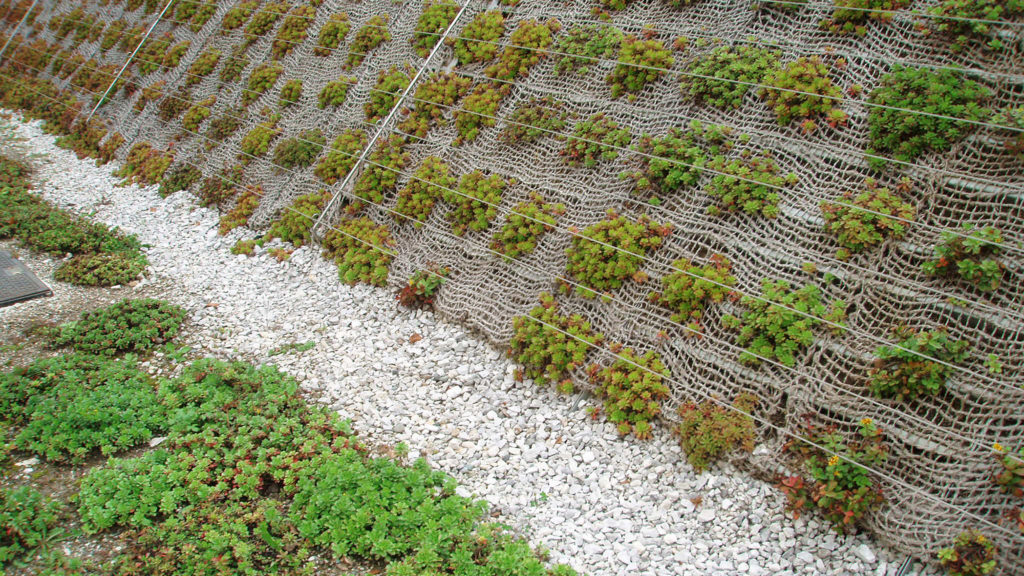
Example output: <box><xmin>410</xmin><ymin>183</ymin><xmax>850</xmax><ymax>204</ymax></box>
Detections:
<box><xmin>3</xmin><ymin>116</ymin><xmax>939</xmax><ymax>576</ymax></box>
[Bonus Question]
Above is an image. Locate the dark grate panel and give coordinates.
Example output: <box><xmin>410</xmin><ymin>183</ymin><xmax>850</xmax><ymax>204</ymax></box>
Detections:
<box><xmin>0</xmin><ymin>250</ymin><xmax>52</xmax><ymax>307</ymax></box>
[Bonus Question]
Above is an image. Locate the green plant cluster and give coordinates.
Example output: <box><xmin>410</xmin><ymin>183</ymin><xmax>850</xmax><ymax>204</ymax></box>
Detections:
<box><xmin>272</xmin><ymin>129</ymin><xmax>326</xmax><ymax>170</ymax></box>
<box><xmin>346</xmin><ymin>15</ymin><xmax>390</xmax><ymax>69</ymax></box>
<box><xmin>623</xmin><ymin>122</ymin><xmax>732</xmax><ymax>203</ymax></box>
<box><xmin>231</xmin><ymin>238</ymin><xmax>257</xmax><ymax>256</ymax></box>
<box><xmin>780</xmin><ymin>418</ymin><xmax>888</xmax><ymax>533</ymax></box>
<box><xmin>994</xmin><ymin>445</ymin><xmax>1024</xmax><ymax>498</ymax></box>
<box><xmin>675</xmin><ymin>393</ymin><xmax>757</xmax><ymax>471</ymax></box>
<box><xmin>156</xmin><ymin>89</ymin><xmax>191</xmax><ymax>123</ymax></box>
<box><xmin>205</xmin><ymin>107</ymin><xmax>244</xmax><ymax>147</ymax></box>
<box><xmin>114</xmin><ymin>142</ymin><xmax>173</xmax><ymax>187</ymax></box>
<box><xmin>366</xmin><ymin>66</ymin><xmax>412</xmax><ymax>123</ymax></box>
<box><xmin>563</xmin><ymin>212</ymin><xmax>672</xmax><ymax>299</ymax></box>
<box><xmin>219</xmin><ymin>185</ymin><xmax>261</xmax><ymax>234</ymax></box>
<box><xmin>866</xmin><ymin>66</ymin><xmax>991</xmax><ymax>168</ymax></box>
<box><xmin>181</xmin><ymin>95</ymin><xmax>215</xmax><ymax>133</ymax></box>
<box><xmin>174</xmin><ymin>0</ymin><xmax>216</xmax><ymax>32</ymax></box>
<box><xmin>272</xmin><ymin>5</ymin><xmax>315</xmax><ymax>60</ymax></box>
<box><xmin>684</xmin><ymin>44</ymin><xmax>782</xmax><ymax>109</ymax></box>
<box><xmin>395</xmin><ymin>156</ymin><xmax>455</xmax><ymax>226</ymax></box>
<box><xmin>561</xmin><ymin>112</ymin><xmax>631</xmax><ymax>167</ymax></box>
<box><xmin>553</xmin><ymin>24</ymin><xmax>623</xmax><ymax>76</ymax></box>
<box><xmin>354</xmin><ymin>136</ymin><xmax>408</xmax><ymax>204</ymax></box>
<box><xmin>397</xmin><ymin>72</ymin><xmax>472</xmax><ymax>138</ymax></box>
<box><xmin>318</xmin><ymin>75</ymin><xmax>356</xmax><ymax>108</ymax></box>
<box><xmin>315</xmin><ymin>129</ymin><xmax>368</xmax><ymax>185</ymax></box>
<box><xmin>490</xmin><ymin>192</ymin><xmax>565</xmax><ymax>259</ymax></box>
<box><xmin>396</xmin><ymin>264</ymin><xmax>450</xmax><ymax>308</ymax></box>
<box><xmin>722</xmin><ymin>279</ymin><xmax>846</xmax><ymax>367</ymax></box>
<box><xmin>413</xmin><ymin>0</ymin><xmax>459</xmax><ymax>58</ymax></box>
<box><xmin>239</xmin><ymin>115</ymin><xmax>281</xmax><ymax>162</ymax></box>
<box><xmin>221</xmin><ymin>0</ymin><xmax>258</xmax><ymax>32</ymax></box>
<box><xmin>49</xmin><ymin>298</ymin><xmax>187</xmax><ymax>356</ymax></box>
<box><xmin>135</xmin><ymin>34</ymin><xmax>173</xmax><ymax>76</ymax></box>
<box><xmin>264</xmin><ymin>189</ymin><xmax>331</xmax><ymax>247</ymax></box>
<box><xmin>219</xmin><ymin>49</ymin><xmax>248</xmax><ymax>82</ymax></box>
<box><xmin>314</xmin><ymin>12</ymin><xmax>350</xmax><ymax>57</ymax></box>
<box><xmin>158</xmin><ymin>163</ymin><xmax>201</xmax><ymax>197</ymax></box>
<box><xmin>704</xmin><ymin>149</ymin><xmax>797</xmax><ymax>218</ymax></box>
<box><xmin>198</xmin><ymin>164</ymin><xmax>244</xmax><ymax>207</ymax></box>
<box><xmin>820</xmin><ymin>178</ymin><xmax>915</xmax><ymax>259</ymax></box>
<box><xmin>596</xmin><ymin>0</ymin><xmax>635</xmax><ymax>10</ymax></box>
<box><xmin>484</xmin><ymin>18</ymin><xmax>561</xmax><ymax>82</ymax></box>
<box><xmin>243</xmin><ymin>62</ymin><xmax>283</xmax><ymax>105</ymax></box>
<box><xmin>922</xmin><ymin>223</ymin><xmax>1005</xmax><ymax>291</ymax></box>
<box><xmin>454</xmin><ymin>82</ymin><xmax>510</xmax><ymax>144</ymax></box>
<box><xmin>322</xmin><ymin>216</ymin><xmax>396</xmax><ymax>285</ymax></box>
<box><xmin>868</xmin><ymin>326</ymin><xmax>970</xmax><ymax>400</ymax></box>
<box><xmin>4</xmin><ymin>354</ymin><xmax>166</xmax><ymax>463</ymax></box>
<box><xmin>819</xmin><ymin>0</ymin><xmax>910</xmax><ymax>36</ymax></box>
<box><xmin>451</xmin><ymin>10</ymin><xmax>505</xmax><ymax>65</ymax></box>
<box><xmin>243</xmin><ymin>1</ymin><xmax>289</xmax><ymax>45</ymax></box>
<box><xmin>993</xmin><ymin>106</ymin><xmax>1024</xmax><ymax>159</ymax></box>
<box><xmin>163</xmin><ymin>41</ymin><xmax>190</xmax><ymax>71</ymax></box>
<box><xmin>0</xmin><ymin>485</ymin><xmax>61</xmax><ymax>563</ymax></box>
<box><xmin>185</xmin><ymin>49</ymin><xmax>220</xmax><ymax>85</ymax></box>
<box><xmin>586</xmin><ymin>348</ymin><xmax>670</xmax><ymax>439</ymax></box>
<box><xmin>101</xmin><ymin>19</ymin><xmax>128</xmax><ymax>51</ymax></box>
<box><xmin>929</xmin><ymin>0</ymin><xmax>1023</xmax><ymax>51</ymax></box>
<box><xmin>499</xmin><ymin>97</ymin><xmax>571</xmax><ymax>145</ymax></box>
<box><xmin>650</xmin><ymin>255</ymin><xmax>736</xmax><ymax>332</ymax></box>
<box><xmin>50</xmin><ymin>8</ymin><xmax>99</xmax><ymax>43</ymax></box>
<box><xmin>279</xmin><ymin>78</ymin><xmax>303</xmax><ymax>107</ymax></box>
<box><xmin>937</xmin><ymin>530</ymin><xmax>999</xmax><ymax>576</ymax></box>
<box><xmin>509</xmin><ymin>292</ymin><xmax>604</xmax><ymax>389</ymax></box>
<box><xmin>606</xmin><ymin>36</ymin><xmax>674</xmax><ymax>101</ymax></box>
<box><xmin>759</xmin><ymin>56</ymin><xmax>847</xmax><ymax>129</ymax></box>
<box><xmin>443</xmin><ymin>170</ymin><xmax>512</xmax><ymax>236</ymax></box>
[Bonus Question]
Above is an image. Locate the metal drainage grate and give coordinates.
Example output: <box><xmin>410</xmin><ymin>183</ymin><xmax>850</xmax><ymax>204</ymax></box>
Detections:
<box><xmin>0</xmin><ymin>250</ymin><xmax>52</xmax><ymax>307</ymax></box>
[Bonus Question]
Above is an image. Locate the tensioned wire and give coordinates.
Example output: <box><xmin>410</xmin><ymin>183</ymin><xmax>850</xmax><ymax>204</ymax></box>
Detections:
<box><xmin>156</xmin><ymin>0</ymin><xmax>1024</xmax><ymax>84</ymax></box>
<box><xmin>52</xmin><ymin>0</ymin><xmax>1024</xmax><ymax>134</ymax></box>
<box><xmin>4</xmin><ymin>69</ymin><xmax>1020</xmax><ymax>547</ymax></box>
<box><xmin>33</xmin><ymin>17</ymin><xmax>1024</xmax><ymax>262</ymax></box>
<box><xmin>15</xmin><ymin>45</ymin><xmax>1024</xmax><ymax>393</ymax></box>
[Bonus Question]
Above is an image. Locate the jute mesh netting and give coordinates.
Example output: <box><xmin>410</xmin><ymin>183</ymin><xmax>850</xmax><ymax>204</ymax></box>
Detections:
<box><xmin>2</xmin><ymin>0</ymin><xmax>1023</xmax><ymax>569</ymax></box>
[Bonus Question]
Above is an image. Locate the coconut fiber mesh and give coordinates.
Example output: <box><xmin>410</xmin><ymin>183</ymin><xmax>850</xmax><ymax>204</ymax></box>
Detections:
<box><xmin>2</xmin><ymin>0</ymin><xmax>1024</xmax><ymax>569</ymax></box>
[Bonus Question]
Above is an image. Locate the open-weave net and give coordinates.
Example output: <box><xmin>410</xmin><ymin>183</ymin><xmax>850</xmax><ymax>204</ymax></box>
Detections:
<box><xmin>3</xmin><ymin>0</ymin><xmax>1023</xmax><ymax>569</ymax></box>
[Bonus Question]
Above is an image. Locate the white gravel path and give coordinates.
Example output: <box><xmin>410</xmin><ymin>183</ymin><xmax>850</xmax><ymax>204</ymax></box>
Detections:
<box><xmin>3</xmin><ymin>116</ymin><xmax>939</xmax><ymax>576</ymax></box>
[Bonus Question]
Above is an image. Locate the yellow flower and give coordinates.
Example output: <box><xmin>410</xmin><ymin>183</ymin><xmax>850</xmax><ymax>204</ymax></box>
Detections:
<box><xmin>993</xmin><ymin>442</ymin><xmax>1004</xmax><ymax>452</ymax></box>
<box><xmin>860</xmin><ymin>417</ymin><xmax>873</xmax><ymax>426</ymax></box>
<box><xmin>828</xmin><ymin>455</ymin><xmax>840</xmax><ymax>467</ymax></box>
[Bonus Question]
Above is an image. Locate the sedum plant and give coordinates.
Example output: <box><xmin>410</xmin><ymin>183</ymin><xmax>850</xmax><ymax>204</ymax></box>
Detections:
<box><xmin>820</xmin><ymin>178</ymin><xmax>915</xmax><ymax>259</ymax></box>
<box><xmin>159</xmin><ymin>164</ymin><xmax>201</xmax><ymax>197</ymax></box>
<box><xmin>221</xmin><ymin>1</ymin><xmax>258</xmax><ymax>32</ymax></box>
<box><xmin>564</xmin><ymin>211</ymin><xmax>672</xmax><ymax>299</ymax></box>
<box><xmin>279</xmin><ymin>78</ymin><xmax>303</xmax><ymax>107</ymax></box>
<box><xmin>922</xmin><ymin>223</ymin><xmax>1005</xmax><ymax>291</ymax></box>
<box><xmin>198</xmin><ymin>164</ymin><xmax>244</xmax><ymax>207</ymax></box>
<box><xmin>443</xmin><ymin>170</ymin><xmax>513</xmax><ymax>236</ymax></box>
<box><xmin>929</xmin><ymin>0</ymin><xmax>1024</xmax><ymax>51</ymax></box>
<box><xmin>318</xmin><ymin>76</ymin><xmax>357</xmax><ymax>108</ymax></box>
<box><xmin>722</xmin><ymin>279</ymin><xmax>846</xmax><ymax>367</ymax></box>
<box><xmin>683</xmin><ymin>44</ymin><xmax>782</xmax><ymax>109</ymax></box>
<box><xmin>561</xmin><ymin>113</ymin><xmax>631</xmax><ymax>168</ymax></box>
<box><xmin>315</xmin><ymin>129</ymin><xmax>368</xmax><ymax>185</ymax></box>
<box><xmin>993</xmin><ymin>106</ymin><xmax>1024</xmax><ymax>159</ymax></box>
<box><xmin>205</xmin><ymin>107</ymin><xmax>244</xmax><ymax>145</ymax></box>
<box><xmin>451</xmin><ymin>10</ymin><xmax>505</xmax><ymax>65</ymax></box>
<box><xmin>354</xmin><ymin>136</ymin><xmax>408</xmax><ymax>204</ymax></box>
<box><xmin>587</xmin><ymin>347</ymin><xmax>671</xmax><ymax>439</ymax></box>
<box><xmin>938</xmin><ymin>530</ymin><xmax>999</xmax><ymax>576</ymax></box>
<box><xmin>705</xmin><ymin>149</ymin><xmax>798</xmax><ymax>218</ymax></box>
<box><xmin>185</xmin><ymin>49</ymin><xmax>220</xmax><ymax>85</ymax></box>
<box><xmin>219</xmin><ymin>49</ymin><xmax>248</xmax><ymax>83</ymax></box>
<box><xmin>264</xmin><ymin>189</ymin><xmax>332</xmax><ymax>247</ymax></box>
<box><xmin>0</xmin><ymin>485</ymin><xmax>61</xmax><ymax>563</ymax></box>
<box><xmin>314</xmin><ymin>13</ymin><xmax>350</xmax><ymax>57</ymax></box>
<box><xmin>622</xmin><ymin>122</ymin><xmax>732</xmax><ymax>204</ymax></box>
<box><xmin>509</xmin><ymin>292</ymin><xmax>603</xmax><ymax>389</ymax></box>
<box><xmin>397</xmin><ymin>72</ymin><xmax>472</xmax><ymax>138</ymax></box>
<box><xmin>395</xmin><ymin>156</ymin><xmax>455</xmax><ymax>226</ymax></box>
<box><xmin>675</xmin><ymin>394</ymin><xmax>757</xmax><ymax>471</ymax></box>
<box><xmin>759</xmin><ymin>56</ymin><xmax>847</xmax><ymax>129</ymax></box>
<box><xmin>366</xmin><ymin>65</ymin><xmax>412</xmax><ymax>123</ymax></box>
<box><xmin>412</xmin><ymin>0</ymin><xmax>459</xmax><ymax>58</ymax></box>
<box><xmin>780</xmin><ymin>419</ymin><xmax>888</xmax><ymax>533</ymax></box>
<box><xmin>272</xmin><ymin>129</ymin><xmax>325</xmax><ymax>170</ymax></box>
<box><xmin>242</xmin><ymin>62</ymin><xmax>282</xmax><ymax>106</ymax></box>
<box><xmin>346</xmin><ymin>15</ymin><xmax>390</xmax><ymax>69</ymax></box>
<box><xmin>868</xmin><ymin>326</ymin><xmax>970</xmax><ymax>401</ymax></box>
<box><xmin>181</xmin><ymin>96</ymin><xmax>215</xmax><ymax>133</ymax></box>
<box><xmin>239</xmin><ymin>114</ymin><xmax>281</xmax><ymax>163</ymax></box>
<box><xmin>606</xmin><ymin>35</ymin><xmax>674</xmax><ymax>101</ymax></box>
<box><xmin>453</xmin><ymin>82</ymin><xmax>510</xmax><ymax>144</ymax></box>
<box><xmin>993</xmin><ymin>444</ymin><xmax>1024</xmax><ymax>498</ymax></box>
<box><xmin>396</xmin><ymin>264</ymin><xmax>450</xmax><ymax>308</ymax></box>
<box><xmin>484</xmin><ymin>18</ymin><xmax>561</xmax><ymax>82</ymax></box>
<box><xmin>866</xmin><ymin>66</ymin><xmax>991</xmax><ymax>168</ymax></box>
<box><xmin>322</xmin><ymin>216</ymin><xmax>396</xmax><ymax>285</ymax></box>
<box><xmin>650</xmin><ymin>255</ymin><xmax>736</xmax><ymax>333</ymax></box>
<box><xmin>219</xmin><ymin>185</ymin><xmax>261</xmax><ymax>234</ymax></box>
<box><xmin>243</xmin><ymin>1</ymin><xmax>288</xmax><ymax>45</ymax></box>
<box><xmin>48</xmin><ymin>298</ymin><xmax>186</xmax><ymax>356</ymax></box>
<box><xmin>553</xmin><ymin>24</ymin><xmax>623</xmax><ymax>76</ymax></box>
<box><xmin>490</xmin><ymin>192</ymin><xmax>565</xmax><ymax>259</ymax></box>
<box><xmin>819</xmin><ymin>0</ymin><xmax>911</xmax><ymax>36</ymax></box>
<box><xmin>271</xmin><ymin>5</ymin><xmax>315</xmax><ymax>60</ymax></box>
<box><xmin>499</xmin><ymin>97</ymin><xmax>571</xmax><ymax>145</ymax></box>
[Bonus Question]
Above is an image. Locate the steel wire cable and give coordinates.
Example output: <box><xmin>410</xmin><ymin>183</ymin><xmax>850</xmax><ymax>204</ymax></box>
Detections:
<box><xmin>5</xmin><ymin>65</ymin><xmax>1024</xmax><ymax>522</ymax></box>
<box><xmin>11</xmin><ymin>45</ymin><xmax>1024</xmax><ymax>395</ymax></box>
